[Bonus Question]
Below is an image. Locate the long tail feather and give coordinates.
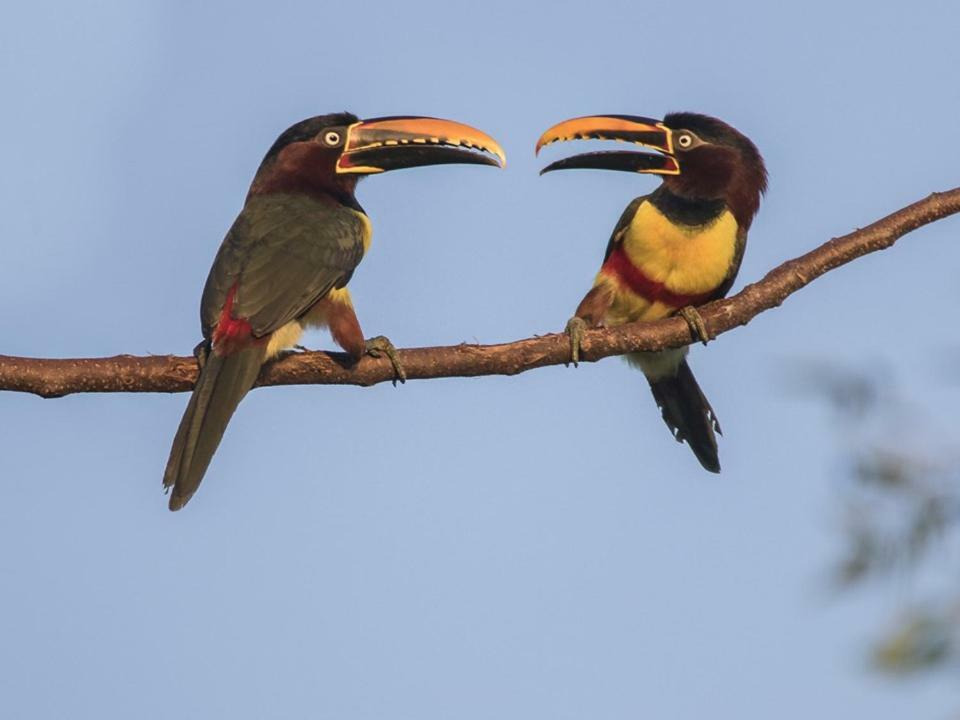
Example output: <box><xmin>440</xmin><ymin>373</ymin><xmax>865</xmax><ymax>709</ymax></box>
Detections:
<box><xmin>629</xmin><ymin>349</ymin><xmax>721</xmax><ymax>473</ymax></box>
<box><xmin>162</xmin><ymin>347</ymin><xmax>265</xmax><ymax>510</ymax></box>
<box><xmin>647</xmin><ymin>359</ymin><xmax>721</xmax><ymax>472</ymax></box>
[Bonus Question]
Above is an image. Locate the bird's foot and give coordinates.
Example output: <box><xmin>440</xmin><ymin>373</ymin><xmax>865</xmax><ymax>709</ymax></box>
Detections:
<box><xmin>678</xmin><ymin>306</ymin><xmax>712</xmax><ymax>346</ymax></box>
<box><xmin>565</xmin><ymin>316</ymin><xmax>588</xmax><ymax>367</ymax></box>
<box><xmin>192</xmin><ymin>340</ymin><xmax>210</xmax><ymax>370</ymax></box>
<box><xmin>365</xmin><ymin>335</ymin><xmax>407</xmax><ymax>385</ymax></box>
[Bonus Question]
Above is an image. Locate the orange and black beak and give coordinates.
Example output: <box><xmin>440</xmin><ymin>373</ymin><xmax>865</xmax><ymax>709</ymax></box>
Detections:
<box><xmin>337</xmin><ymin>116</ymin><xmax>506</xmax><ymax>175</ymax></box>
<box><xmin>535</xmin><ymin>115</ymin><xmax>679</xmax><ymax>176</ymax></box>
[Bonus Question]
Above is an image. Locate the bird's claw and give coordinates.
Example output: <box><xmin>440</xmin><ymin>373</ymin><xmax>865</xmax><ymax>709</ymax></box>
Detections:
<box><xmin>679</xmin><ymin>306</ymin><xmax>712</xmax><ymax>346</ymax></box>
<box><xmin>365</xmin><ymin>335</ymin><xmax>407</xmax><ymax>385</ymax></box>
<box><xmin>192</xmin><ymin>340</ymin><xmax>210</xmax><ymax>371</ymax></box>
<box><xmin>565</xmin><ymin>316</ymin><xmax>588</xmax><ymax>367</ymax></box>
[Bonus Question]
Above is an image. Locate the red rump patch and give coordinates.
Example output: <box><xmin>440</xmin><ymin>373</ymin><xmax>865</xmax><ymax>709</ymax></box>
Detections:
<box><xmin>212</xmin><ymin>284</ymin><xmax>256</xmax><ymax>355</ymax></box>
<box><xmin>602</xmin><ymin>245</ymin><xmax>716</xmax><ymax>308</ymax></box>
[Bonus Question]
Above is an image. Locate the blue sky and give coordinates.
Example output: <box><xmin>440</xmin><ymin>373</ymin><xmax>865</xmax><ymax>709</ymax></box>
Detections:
<box><xmin>2</xmin><ymin>1</ymin><xmax>959</xmax><ymax>717</ymax></box>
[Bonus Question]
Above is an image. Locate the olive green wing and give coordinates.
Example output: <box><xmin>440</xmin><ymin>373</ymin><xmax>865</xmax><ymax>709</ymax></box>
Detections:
<box><xmin>200</xmin><ymin>195</ymin><xmax>367</xmax><ymax>339</ymax></box>
<box><xmin>602</xmin><ymin>195</ymin><xmax>647</xmax><ymax>264</ymax></box>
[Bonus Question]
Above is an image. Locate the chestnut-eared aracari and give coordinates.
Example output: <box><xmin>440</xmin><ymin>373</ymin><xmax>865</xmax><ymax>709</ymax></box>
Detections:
<box><xmin>537</xmin><ymin>113</ymin><xmax>766</xmax><ymax>472</ymax></box>
<box><xmin>163</xmin><ymin>113</ymin><xmax>505</xmax><ymax>510</ymax></box>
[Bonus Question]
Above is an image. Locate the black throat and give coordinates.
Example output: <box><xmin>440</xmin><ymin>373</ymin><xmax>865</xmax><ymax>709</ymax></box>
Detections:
<box><xmin>649</xmin><ymin>186</ymin><xmax>727</xmax><ymax>227</ymax></box>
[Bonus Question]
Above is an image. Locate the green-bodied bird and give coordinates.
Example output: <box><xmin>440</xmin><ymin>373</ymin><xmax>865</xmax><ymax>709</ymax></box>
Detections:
<box><xmin>164</xmin><ymin>113</ymin><xmax>505</xmax><ymax>510</ymax></box>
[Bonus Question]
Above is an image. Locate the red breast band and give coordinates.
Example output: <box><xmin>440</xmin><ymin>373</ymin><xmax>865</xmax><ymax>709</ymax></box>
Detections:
<box><xmin>602</xmin><ymin>245</ymin><xmax>716</xmax><ymax>308</ymax></box>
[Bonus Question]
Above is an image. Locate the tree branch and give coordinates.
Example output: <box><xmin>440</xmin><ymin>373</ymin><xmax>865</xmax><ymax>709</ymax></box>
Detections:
<box><xmin>3</xmin><ymin>188</ymin><xmax>959</xmax><ymax>399</ymax></box>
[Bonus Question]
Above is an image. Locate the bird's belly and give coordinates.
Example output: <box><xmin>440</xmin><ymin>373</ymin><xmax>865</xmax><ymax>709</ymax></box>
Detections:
<box><xmin>264</xmin><ymin>320</ymin><xmax>304</xmax><ymax>359</ymax></box>
<box><xmin>604</xmin><ymin>290</ymin><xmax>670</xmax><ymax>326</ymax></box>
<box><xmin>262</xmin><ymin>285</ymin><xmax>354</xmax><ymax>358</ymax></box>
<box><xmin>301</xmin><ymin>286</ymin><xmax>354</xmax><ymax>330</ymax></box>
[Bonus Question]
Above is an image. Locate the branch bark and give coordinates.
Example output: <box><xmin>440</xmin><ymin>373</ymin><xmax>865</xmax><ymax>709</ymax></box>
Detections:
<box><xmin>3</xmin><ymin>188</ymin><xmax>959</xmax><ymax>398</ymax></box>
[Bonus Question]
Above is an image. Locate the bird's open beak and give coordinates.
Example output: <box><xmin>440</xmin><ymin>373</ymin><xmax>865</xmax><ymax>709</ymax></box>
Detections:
<box><xmin>535</xmin><ymin>115</ymin><xmax>679</xmax><ymax>176</ymax></box>
<box><xmin>336</xmin><ymin>116</ymin><xmax>506</xmax><ymax>174</ymax></box>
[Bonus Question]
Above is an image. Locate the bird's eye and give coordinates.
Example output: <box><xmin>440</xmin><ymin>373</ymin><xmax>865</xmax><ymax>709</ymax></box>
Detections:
<box><xmin>322</xmin><ymin>131</ymin><xmax>342</xmax><ymax>146</ymax></box>
<box><xmin>676</xmin><ymin>133</ymin><xmax>694</xmax><ymax>149</ymax></box>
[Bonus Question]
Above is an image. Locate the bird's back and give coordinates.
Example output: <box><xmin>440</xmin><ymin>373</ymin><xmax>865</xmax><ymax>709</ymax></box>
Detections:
<box><xmin>200</xmin><ymin>193</ymin><xmax>370</xmax><ymax>340</ymax></box>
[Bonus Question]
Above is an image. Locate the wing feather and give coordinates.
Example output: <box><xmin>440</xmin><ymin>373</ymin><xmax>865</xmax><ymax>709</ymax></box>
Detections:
<box><xmin>199</xmin><ymin>194</ymin><xmax>367</xmax><ymax>339</ymax></box>
<box><xmin>602</xmin><ymin>196</ymin><xmax>647</xmax><ymax>264</ymax></box>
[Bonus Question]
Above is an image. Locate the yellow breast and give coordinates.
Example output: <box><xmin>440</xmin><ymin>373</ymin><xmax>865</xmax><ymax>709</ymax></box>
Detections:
<box><xmin>596</xmin><ymin>200</ymin><xmax>739</xmax><ymax>326</ymax></box>
<box><xmin>623</xmin><ymin>201</ymin><xmax>738</xmax><ymax>295</ymax></box>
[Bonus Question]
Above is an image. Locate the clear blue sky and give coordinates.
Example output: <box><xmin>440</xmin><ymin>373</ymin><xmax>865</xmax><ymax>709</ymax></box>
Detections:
<box><xmin>2</xmin><ymin>1</ymin><xmax>959</xmax><ymax>717</ymax></box>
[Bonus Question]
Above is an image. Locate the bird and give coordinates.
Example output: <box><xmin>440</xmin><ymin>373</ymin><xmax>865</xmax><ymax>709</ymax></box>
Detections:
<box><xmin>163</xmin><ymin>113</ymin><xmax>505</xmax><ymax>510</ymax></box>
<box><xmin>536</xmin><ymin>112</ymin><xmax>766</xmax><ymax>472</ymax></box>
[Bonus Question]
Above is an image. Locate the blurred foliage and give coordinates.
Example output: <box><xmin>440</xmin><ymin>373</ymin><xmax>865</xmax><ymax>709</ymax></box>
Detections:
<box><xmin>873</xmin><ymin>610</ymin><xmax>956</xmax><ymax>674</ymax></box>
<box><xmin>789</xmin><ymin>360</ymin><xmax>960</xmax><ymax>676</ymax></box>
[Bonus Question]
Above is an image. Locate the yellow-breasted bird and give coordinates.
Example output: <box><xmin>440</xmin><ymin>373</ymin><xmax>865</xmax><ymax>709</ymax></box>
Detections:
<box><xmin>536</xmin><ymin>113</ymin><xmax>766</xmax><ymax>472</ymax></box>
<box><xmin>163</xmin><ymin>113</ymin><xmax>505</xmax><ymax>510</ymax></box>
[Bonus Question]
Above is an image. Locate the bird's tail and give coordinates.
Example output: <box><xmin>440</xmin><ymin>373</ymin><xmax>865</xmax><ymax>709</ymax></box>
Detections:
<box><xmin>163</xmin><ymin>346</ymin><xmax>266</xmax><ymax>510</ymax></box>
<box><xmin>628</xmin><ymin>349</ymin><xmax>722</xmax><ymax>473</ymax></box>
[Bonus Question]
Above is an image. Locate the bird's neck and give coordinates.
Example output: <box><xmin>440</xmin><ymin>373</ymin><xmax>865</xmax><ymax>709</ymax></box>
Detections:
<box><xmin>649</xmin><ymin>186</ymin><xmax>727</xmax><ymax>227</ymax></box>
<box><xmin>248</xmin><ymin>173</ymin><xmax>364</xmax><ymax>212</ymax></box>
<box><xmin>248</xmin><ymin>148</ymin><xmax>365</xmax><ymax>212</ymax></box>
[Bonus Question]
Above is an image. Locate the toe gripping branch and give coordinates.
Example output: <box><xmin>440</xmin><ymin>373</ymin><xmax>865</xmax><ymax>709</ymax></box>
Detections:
<box><xmin>565</xmin><ymin>317</ymin><xmax>588</xmax><ymax>366</ymax></box>
<box><xmin>365</xmin><ymin>335</ymin><xmax>407</xmax><ymax>385</ymax></box>
<box><xmin>193</xmin><ymin>339</ymin><xmax>211</xmax><ymax>370</ymax></box>
<box><xmin>678</xmin><ymin>306</ymin><xmax>712</xmax><ymax>346</ymax></box>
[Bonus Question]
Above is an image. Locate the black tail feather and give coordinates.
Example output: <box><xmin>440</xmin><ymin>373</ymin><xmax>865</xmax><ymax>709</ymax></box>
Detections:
<box><xmin>647</xmin><ymin>359</ymin><xmax>721</xmax><ymax>473</ymax></box>
<box><xmin>162</xmin><ymin>347</ymin><xmax>265</xmax><ymax>511</ymax></box>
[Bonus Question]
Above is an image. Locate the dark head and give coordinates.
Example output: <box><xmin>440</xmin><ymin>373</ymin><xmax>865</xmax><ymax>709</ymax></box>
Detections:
<box><xmin>250</xmin><ymin>112</ymin><xmax>506</xmax><ymax>205</ymax></box>
<box><xmin>536</xmin><ymin>112</ymin><xmax>767</xmax><ymax>229</ymax></box>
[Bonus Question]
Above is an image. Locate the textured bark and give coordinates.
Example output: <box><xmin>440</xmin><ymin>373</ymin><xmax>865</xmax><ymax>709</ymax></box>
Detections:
<box><xmin>2</xmin><ymin>188</ymin><xmax>959</xmax><ymax>399</ymax></box>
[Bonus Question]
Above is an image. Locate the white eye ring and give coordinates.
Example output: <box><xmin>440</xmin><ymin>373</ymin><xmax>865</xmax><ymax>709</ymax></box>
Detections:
<box><xmin>323</xmin><ymin>131</ymin><xmax>341</xmax><ymax>146</ymax></box>
<box><xmin>677</xmin><ymin>133</ymin><xmax>693</xmax><ymax>148</ymax></box>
